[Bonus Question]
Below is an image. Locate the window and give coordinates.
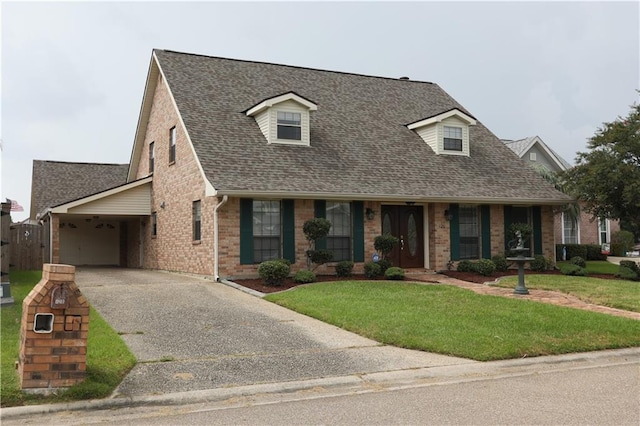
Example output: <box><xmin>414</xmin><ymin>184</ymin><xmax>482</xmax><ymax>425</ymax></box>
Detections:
<box><xmin>253</xmin><ymin>200</ymin><xmax>280</xmax><ymax>263</ymax></box>
<box><xmin>459</xmin><ymin>205</ymin><xmax>480</xmax><ymax>259</ymax></box>
<box><xmin>443</xmin><ymin>126</ymin><xmax>463</xmax><ymax>151</ymax></box>
<box><xmin>529</xmin><ymin>152</ymin><xmax>537</xmax><ymax>161</ymax></box>
<box><xmin>169</xmin><ymin>126</ymin><xmax>176</xmax><ymax>163</ymax></box>
<box><xmin>277</xmin><ymin>111</ymin><xmax>302</xmax><ymax>140</ymax></box>
<box><xmin>563</xmin><ymin>213</ymin><xmax>578</xmax><ymax>244</ymax></box>
<box><xmin>149</xmin><ymin>142</ymin><xmax>155</xmax><ymax>173</ymax></box>
<box><xmin>151</xmin><ymin>212</ymin><xmax>157</xmax><ymax>237</ymax></box>
<box><xmin>326</xmin><ymin>201</ymin><xmax>351</xmax><ymax>261</ymax></box>
<box><xmin>599</xmin><ymin>218</ymin><xmax>609</xmax><ymax>244</ymax></box>
<box><xmin>192</xmin><ymin>201</ymin><xmax>201</xmax><ymax>241</ymax></box>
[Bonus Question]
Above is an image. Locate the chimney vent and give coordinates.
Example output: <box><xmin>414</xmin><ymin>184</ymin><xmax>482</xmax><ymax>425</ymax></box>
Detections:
<box><xmin>399</xmin><ymin>76</ymin><xmax>410</xmax><ymax>80</ymax></box>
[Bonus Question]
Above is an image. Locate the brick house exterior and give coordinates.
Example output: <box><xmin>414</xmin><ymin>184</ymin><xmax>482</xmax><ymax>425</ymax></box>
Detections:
<box><xmin>503</xmin><ymin>136</ymin><xmax>620</xmax><ymax>248</ymax></box>
<box><xmin>32</xmin><ymin>50</ymin><xmax>571</xmax><ymax>278</ymax></box>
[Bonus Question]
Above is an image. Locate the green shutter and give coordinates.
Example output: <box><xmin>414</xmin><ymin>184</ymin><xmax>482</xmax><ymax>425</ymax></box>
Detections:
<box><xmin>481</xmin><ymin>205</ymin><xmax>491</xmax><ymax>259</ymax></box>
<box><xmin>282</xmin><ymin>199</ymin><xmax>295</xmax><ymax>263</ymax></box>
<box><xmin>449</xmin><ymin>204</ymin><xmax>460</xmax><ymax>261</ymax></box>
<box><xmin>533</xmin><ymin>206</ymin><xmax>543</xmax><ymax>255</ymax></box>
<box><xmin>352</xmin><ymin>201</ymin><xmax>365</xmax><ymax>262</ymax></box>
<box><xmin>503</xmin><ymin>205</ymin><xmax>513</xmax><ymax>252</ymax></box>
<box><xmin>239</xmin><ymin>199</ymin><xmax>254</xmax><ymax>264</ymax></box>
<box><xmin>314</xmin><ymin>200</ymin><xmax>327</xmax><ymax>250</ymax></box>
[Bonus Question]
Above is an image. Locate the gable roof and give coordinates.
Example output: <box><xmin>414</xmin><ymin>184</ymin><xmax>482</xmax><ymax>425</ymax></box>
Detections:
<box><xmin>502</xmin><ymin>136</ymin><xmax>573</xmax><ymax>171</ymax></box>
<box><xmin>131</xmin><ymin>49</ymin><xmax>571</xmax><ymax>204</ymax></box>
<box><xmin>31</xmin><ymin>160</ymin><xmax>128</xmax><ymax>219</ymax></box>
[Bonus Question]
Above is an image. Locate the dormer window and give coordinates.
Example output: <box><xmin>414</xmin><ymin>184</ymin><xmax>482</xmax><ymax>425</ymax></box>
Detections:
<box><xmin>443</xmin><ymin>126</ymin><xmax>463</xmax><ymax>151</ymax></box>
<box><xmin>277</xmin><ymin>112</ymin><xmax>302</xmax><ymax>140</ymax></box>
<box><xmin>407</xmin><ymin>108</ymin><xmax>477</xmax><ymax>156</ymax></box>
<box><xmin>246</xmin><ymin>92</ymin><xmax>317</xmax><ymax>146</ymax></box>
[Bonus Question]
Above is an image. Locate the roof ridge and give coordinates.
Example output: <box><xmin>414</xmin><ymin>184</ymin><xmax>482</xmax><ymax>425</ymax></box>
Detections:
<box><xmin>157</xmin><ymin>48</ymin><xmax>435</xmax><ymax>85</ymax></box>
<box><xmin>34</xmin><ymin>159</ymin><xmax>128</xmax><ymax>167</ymax></box>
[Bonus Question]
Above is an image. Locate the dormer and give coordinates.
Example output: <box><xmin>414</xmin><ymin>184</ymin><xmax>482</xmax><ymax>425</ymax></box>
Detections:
<box><xmin>407</xmin><ymin>108</ymin><xmax>477</xmax><ymax>156</ymax></box>
<box><xmin>246</xmin><ymin>92</ymin><xmax>317</xmax><ymax>146</ymax></box>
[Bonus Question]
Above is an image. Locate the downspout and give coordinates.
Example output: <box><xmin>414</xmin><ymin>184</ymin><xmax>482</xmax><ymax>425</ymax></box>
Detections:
<box><xmin>213</xmin><ymin>195</ymin><xmax>228</xmax><ymax>282</ymax></box>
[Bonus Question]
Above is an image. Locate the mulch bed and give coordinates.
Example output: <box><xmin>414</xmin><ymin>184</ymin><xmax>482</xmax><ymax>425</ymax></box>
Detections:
<box><xmin>232</xmin><ymin>270</ymin><xmax>617</xmax><ymax>294</ymax></box>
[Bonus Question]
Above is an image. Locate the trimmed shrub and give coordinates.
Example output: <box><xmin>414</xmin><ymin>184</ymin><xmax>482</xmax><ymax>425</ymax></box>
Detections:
<box><xmin>586</xmin><ymin>244</ymin><xmax>608</xmax><ymax>261</ymax></box>
<box><xmin>335</xmin><ymin>261</ymin><xmax>354</xmax><ymax>277</ymax></box>
<box><xmin>570</xmin><ymin>256</ymin><xmax>586</xmax><ymax>268</ymax></box>
<box><xmin>385</xmin><ymin>267</ymin><xmax>405</xmax><ymax>280</ymax></box>
<box><xmin>308</xmin><ymin>249</ymin><xmax>333</xmax><ymax>267</ymax></box>
<box><xmin>556</xmin><ymin>244</ymin><xmax>588</xmax><ymax>261</ymax></box>
<box><xmin>374</xmin><ymin>234</ymin><xmax>399</xmax><ymax>259</ymax></box>
<box><xmin>559</xmin><ymin>263</ymin><xmax>588</xmax><ymax>276</ymax></box>
<box><xmin>293</xmin><ymin>270</ymin><xmax>316</xmax><ymax>284</ymax></box>
<box><xmin>475</xmin><ymin>259</ymin><xmax>496</xmax><ymax>277</ymax></box>
<box><xmin>619</xmin><ymin>260</ymin><xmax>640</xmax><ymax>274</ymax></box>
<box><xmin>364</xmin><ymin>262</ymin><xmax>382</xmax><ymax>279</ymax></box>
<box><xmin>491</xmin><ymin>254</ymin><xmax>509</xmax><ymax>272</ymax></box>
<box><xmin>530</xmin><ymin>255</ymin><xmax>548</xmax><ymax>272</ymax></box>
<box><xmin>615</xmin><ymin>266</ymin><xmax>639</xmax><ymax>281</ymax></box>
<box><xmin>456</xmin><ymin>260</ymin><xmax>476</xmax><ymax>273</ymax></box>
<box><xmin>258</xmin><ymin>260</ymin><xmax>291</xmax><ymax>286</ymax></box>
<box><xmin>377</xmin><ymin>259</ymin><xmax>393</xmax><ymax>275</ymax></box>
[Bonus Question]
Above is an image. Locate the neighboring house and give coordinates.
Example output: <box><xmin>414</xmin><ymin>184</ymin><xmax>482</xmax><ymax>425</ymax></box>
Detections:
<box><xmin>502</xmin><ymin>136</ymin><xmax>620</xmax><ymax>247</ymax></box>
<box><xmin>33</xmin><ymin>49</ymin><xmax>572</xmax><ymax>278</ymax></box>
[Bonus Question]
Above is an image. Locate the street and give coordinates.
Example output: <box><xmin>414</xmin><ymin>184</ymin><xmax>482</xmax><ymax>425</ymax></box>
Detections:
<box><xmin>5</xmin><ymin>358</ymin><xmax>638</xmax><ymax>425</ymax></box>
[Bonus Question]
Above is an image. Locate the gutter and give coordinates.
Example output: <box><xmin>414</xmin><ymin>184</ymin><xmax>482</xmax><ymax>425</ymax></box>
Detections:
<box><xmin>213</xmin><ymin>195</ymin><xmax>228</xmax><ymax>282</ymax></box>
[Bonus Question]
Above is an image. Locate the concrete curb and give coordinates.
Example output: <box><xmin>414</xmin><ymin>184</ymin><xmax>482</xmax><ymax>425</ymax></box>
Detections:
<box><xmin>2</xmin><ymin>347</ymin><xmax>638</xmax><ymax>420</ymax></box>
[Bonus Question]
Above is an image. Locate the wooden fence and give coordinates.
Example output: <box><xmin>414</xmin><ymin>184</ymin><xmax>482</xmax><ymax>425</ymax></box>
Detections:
<box><xmin>10</xmin><ymin>224</ymin><xmax>43</xmax><ymax>270</ymax></box>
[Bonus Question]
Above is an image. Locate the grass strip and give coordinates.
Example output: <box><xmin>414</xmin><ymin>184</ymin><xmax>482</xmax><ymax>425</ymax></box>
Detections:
<box><xmin>1</xmin><ymin>271</ymin><xmax>136</xmax><ymax>407</ymax></box>
<box><xmin>265</xmin><ymin>281</ymin><xmax>640</xmax><ymax>361</ymax></box>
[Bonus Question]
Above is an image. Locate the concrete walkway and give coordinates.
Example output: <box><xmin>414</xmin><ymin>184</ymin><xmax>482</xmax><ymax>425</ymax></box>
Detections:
<box><xmin>73</xmin><ymin>268</ymin><xmax>474</xmax><ymax>399</ymax></box>
<box><xmin>408</xmin><ymin>272</ymin><xmax>640</xmax><ymax>321</ymax></box>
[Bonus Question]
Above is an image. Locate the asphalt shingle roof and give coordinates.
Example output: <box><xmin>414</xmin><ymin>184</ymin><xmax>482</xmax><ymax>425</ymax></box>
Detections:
<box><xmin>30</xmin><ymin>160</ymin><xmax>129</xmax><ymax>219</ymax></box>
<box><xmin>154</xmin><ymin>50</ymin><xmax>571</xmax><ymax>203</ymax></box>
<box><xmin>503</xmin><ymin>136</ymin><xmax>573</xmax><ymax>171</ymax></box>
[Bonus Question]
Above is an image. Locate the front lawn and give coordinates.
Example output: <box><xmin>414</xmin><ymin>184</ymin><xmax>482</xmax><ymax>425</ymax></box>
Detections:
<box><xmin>1</xmin><ymin>271</ymin><xmax>136</xmax><ymax>407</ymax></box>
<box><xmin>265</xmin><ymin>281</ymin><xmax>640</xmax><ymax>361</ymax></box>
<box><xmin>495</xmin><ymin>274</ymin><xmax>640</xmax><ymax>312</ymax></box>
<box><xmin>556</xmin><ymin>260</ymin><xmax>620</xmax><ymax>275</ymax></box>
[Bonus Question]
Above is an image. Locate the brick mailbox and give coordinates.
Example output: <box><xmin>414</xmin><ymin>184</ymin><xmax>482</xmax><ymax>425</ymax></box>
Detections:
<box><xmin>18</xmin><ymin>264</ymin><xmax>89</xmax><ymax>391</ymax></box>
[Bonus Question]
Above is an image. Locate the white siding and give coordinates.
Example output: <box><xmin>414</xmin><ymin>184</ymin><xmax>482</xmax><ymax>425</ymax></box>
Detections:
<box><xmin>68</xmin><ymin>185</ymin><xmax>151</xmax><ymax>215</ymax></box>
<box><xmin>416</xmin><ymin>125</ymin><xmax>437</xmax><ymax>152</ymax></box>
<box><xmin>255</xmin><ymin>110</ymin><xmax>270</xmax><ymax>140</ymax></box>
<box><xmin>59</xmin><ymin>219</ymin><xmax>119</xmax><ymax>265</ymax></box>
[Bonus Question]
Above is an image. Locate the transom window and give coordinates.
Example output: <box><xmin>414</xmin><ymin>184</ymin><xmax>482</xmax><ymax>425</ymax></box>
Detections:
<box><xmin>443</xmin><ymin>126</ymin><xmax>463</xmax><ymax>151</ymax></box>
<box><xmin>459</xmin><ymin>205</ymin><xmax>479</xmax><ymax>259</ymax></box>
<box><xmin>277</xmin><ymin>111</ymin><xmax>302</xmax><ymax>140</ymax></box>
<box><xmin>253</xmin><ymin>200</ymin><xmax>281</xmax><ymax>263</ymax></box>
<box><xmin>326</xmin><ymin>201</ymin><xmax>351</xmax><ymax>262</ymax></box>
<box><xmin>192</xmin><ymin>200</ymin><xmax>201</xmax><ymax>242</ymax></box>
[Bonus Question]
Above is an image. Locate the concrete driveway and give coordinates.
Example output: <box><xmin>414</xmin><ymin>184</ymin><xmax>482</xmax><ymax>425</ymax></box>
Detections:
<box><xmin>75</xmin><ymin>268</ymin><xmax>474</xmax><ymax>398</ymax></box>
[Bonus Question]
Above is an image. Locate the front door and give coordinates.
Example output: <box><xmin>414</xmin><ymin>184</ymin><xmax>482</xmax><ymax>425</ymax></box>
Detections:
<box><xmin>381</xmin><ymin>205</ymin><xmax>424</xmax><ymax>268</ymax></box>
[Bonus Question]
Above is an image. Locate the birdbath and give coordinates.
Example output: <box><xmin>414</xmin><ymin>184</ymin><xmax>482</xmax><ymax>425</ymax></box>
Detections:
<box><xmin>506</xmin><ymin>231</ymin><xmax>535</xmax><ymax>295</ymax></box>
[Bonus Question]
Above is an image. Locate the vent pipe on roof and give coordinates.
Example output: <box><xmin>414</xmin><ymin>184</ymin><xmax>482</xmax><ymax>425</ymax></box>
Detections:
<box><xmin>399</xmin><ymin>76</ymin><xmax>410</xmax><ymax>80</ymax></box>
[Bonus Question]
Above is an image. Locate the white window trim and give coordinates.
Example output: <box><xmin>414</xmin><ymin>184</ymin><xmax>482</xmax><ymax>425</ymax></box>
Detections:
<box><xmin>598</xmin><ymin>218</ymin><xmax>610</xmax><ymax>245</ymax></box>
<box><xmin>407</xmin><ymin>108</ymin><xmax>476</xmax><ymax>156</ymax></box>
<box><xmin>561</xmin><ymin>212</ymin><xmax>580</xmax><ymax>244</ymax></box>
<box><xmin>529</xmin><ymin>152</ymin><xmax>537</xmax><ymax>161</ymax></box>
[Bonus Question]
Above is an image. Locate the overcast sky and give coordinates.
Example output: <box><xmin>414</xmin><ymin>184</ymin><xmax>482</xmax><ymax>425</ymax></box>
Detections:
<box><xmin>2</xmin><ymin>1</ymin><xmax>638</xmax><ymax>222</ymax></box>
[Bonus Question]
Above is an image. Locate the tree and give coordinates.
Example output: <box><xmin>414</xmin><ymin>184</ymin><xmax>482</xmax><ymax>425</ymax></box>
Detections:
<box><xmin>303</xmin><ymin>218</ymin><xmax>332</xmax><ymax>270</ymax></box>
<box><xmin>560</xmin><ymin>99</ymin><xmax>640</xmax><ymax>233</ymax></box>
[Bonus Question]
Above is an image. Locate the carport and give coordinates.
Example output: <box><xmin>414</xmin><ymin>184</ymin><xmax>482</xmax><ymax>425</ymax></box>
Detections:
<box><xmin>39</xmin><ymin>177</ymin><xmax>152</xmax><ymax>267</ymax></box>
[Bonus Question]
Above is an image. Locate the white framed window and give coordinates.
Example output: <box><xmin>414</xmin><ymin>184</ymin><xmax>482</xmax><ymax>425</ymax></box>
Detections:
<box><xmin>277</xmin><ymin>111</ymin><xmax>302</xmax><ymax>141</ymax></box>
<box><xmin>562</xmin><ymin>213</ymin><xmax>579</xmax><ymax>244</ymax></box>
<box><xmin>599</xmin><ymin>218</ymin><xmax>610</xmax><ymax>244</ymax></box>
<box><xmin>326</xmin><ymin>201</ymin><xmax>352</xmax><ymax>262</ymax></box>
<box><xmin>169</xmin><ymin>126</ymin><xmax>176</xmax><ymax>164</ymax></box>
<box><xmin>443</xmin><ymin>126</ymin><xmax>463</xmax><ymax>151</ymax></box>
<box><xmin>529</xmin><ymin>152</ymin><xmax>537</xmax><ymax>161</ymax></box>
<box><xmin>253</xmin><ymin>200</ymin><xmax>281</xmax><ymax>263</ymax></box>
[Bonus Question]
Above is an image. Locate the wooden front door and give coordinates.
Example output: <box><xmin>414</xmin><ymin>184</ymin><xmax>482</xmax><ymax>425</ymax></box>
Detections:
<box><xmin>381</xmin><ymin>205</ymin><xmax>424</xmax><ymax>268</ymax></box>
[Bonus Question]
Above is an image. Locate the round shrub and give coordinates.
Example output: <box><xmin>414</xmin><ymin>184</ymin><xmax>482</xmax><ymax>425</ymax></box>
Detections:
<box><xmin>570</xmin><ymin>256</ymin><xmax>586</xmax><ymax>268</ymax></box>
<box><xmin>374</xmin><ymin>234</ymin><xmax>399</xmax><ymax>258</ymax></box>
<box><xmin>293</xmin><ymin>270</ymin><xmax>316</xmax><ymax>284</ymax></box>
<box><xmin>258</xmin><ymin>260</ymin><xmax>291</xmax><ymax>286</ymax></box>
<box><xmin>335</xmin><ymin>261</ymin><xmax>354</xmax><ymax>277</ymax></box>
<box><xmin>456</xmin><ymin>260</ymin><xmax>476</xmax><ymax>273</ymax></box>
<box><xmin>385</xmin><ymin>267</ymin><xmax>405</xmax><ymax>280</ymax></box>
<box><xmin>530</xmin><ymin>255</ymin><xmax>548</xmax><ymax>272</ymax></box>
<box><xmin>308</xmin><ymin>249</ymin><xmax>333</xmax><ymax>266</ymax></box>
<box><xmin>475</xmin><ymin>259</ymin><xmax>496</xmax><ymax>277</ymax></box>
<box><xmin>559</xmin><ymin>263</ymin><xmax>588</xmax><ymax>276</ymax></box>
<box><xmin>491</xmin><ymin>254</ymin><xmax>509</xmax><ymax>272</ymax></box>
<box><xmin>619</xmin><ymin>260</ymin><xmax>640</xmax><ymax>274</ymax></box>
<box><xmin>377</xmin><ymin>259</ymin><xmax>392</xmax><ymax>274</ymax></box>
<box><xmin>615</xmin><ymin>266</ymin><xmax>639</xmax><ymax>281</ymax></box>
<box><xmin>364</xmin><ymin>262</ymin><xmax>382</xmax><ymax>279</ymax></box>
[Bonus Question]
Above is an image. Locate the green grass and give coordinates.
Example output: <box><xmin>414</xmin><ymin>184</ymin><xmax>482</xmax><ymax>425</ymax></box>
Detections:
<box><xmin>556</xmin><ymin>260</ymin><xmax>620</xmax><ymax>275</ymax></box>
<box><xmin>265</xmin><ymin>281</ymin><xmax>640</xmax><ymax>361</ymax></box>
<box><xmin>495</xmin><ymin>274</ymin><xmax>640</xmax><ymax>312</ymax></box>
<box><xmin>1</xmin><ymin>271</ymin><xmax>136</xmax><ymax>407</ymax></box>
